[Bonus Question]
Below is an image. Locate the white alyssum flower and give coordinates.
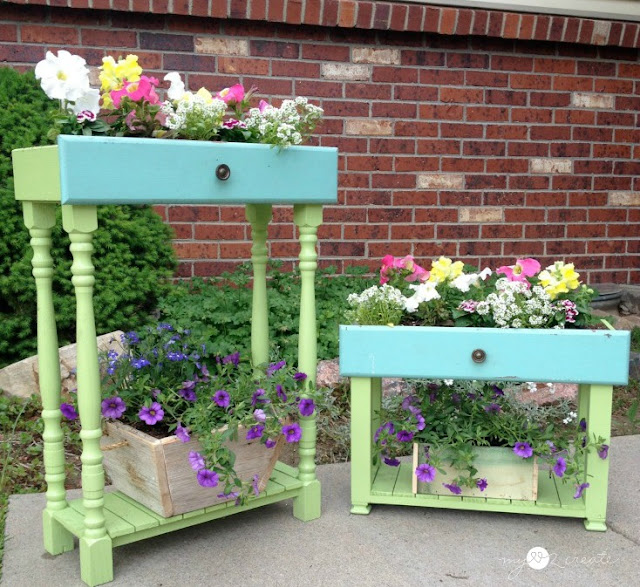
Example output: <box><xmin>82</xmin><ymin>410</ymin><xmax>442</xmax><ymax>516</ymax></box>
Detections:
<box><xmin>404</xmin><ymin>281</ymin><xmax>440</xmax><ymax>312</ymax></box>
<box><xmin>35</xmin><ymin>50</ymin><xmax>91</xmax><ymax>102</ymax></box>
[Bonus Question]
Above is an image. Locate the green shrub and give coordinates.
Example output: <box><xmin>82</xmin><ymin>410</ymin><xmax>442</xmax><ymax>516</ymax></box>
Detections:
<box><xmin>0</xmin><ymin>67</ymin><xmax>177</xmax><ymax>368</ymax></box>
<box><xmin>155</xmin><ymin>263</ymin><xmax>377</xmax><ymax>364</ymax></box>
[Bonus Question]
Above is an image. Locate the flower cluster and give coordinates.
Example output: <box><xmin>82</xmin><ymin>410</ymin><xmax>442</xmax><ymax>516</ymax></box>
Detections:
<box><xmin>347</xmin><ymin>255</ymin><xmax>597</xmax><ymax>329</ymax></box>
<box><xmin>60</xmin><ymin>323</ymin><xmax>318</xmax><ymax>504</ymax></box>
<box><xmin>35</xmin><ymin>50</ymin><xmax>323</xmax><ymax>146</ymax></box>
<box><xmin>375</xmin><ymin>379</ymin><xmax>608</xmax><ymax>499</ymax></box>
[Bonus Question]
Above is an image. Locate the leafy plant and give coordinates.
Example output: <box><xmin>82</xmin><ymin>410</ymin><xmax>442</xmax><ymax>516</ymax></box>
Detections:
<box><xmin>0</xmin><ymin>67</ymin><xmax>177</xmax><ymax>368</ymax></box>
<box><xmin>374</xmin><ymin>379</ymin><xmax>608</xmax><ymax>498</ymax></box>
<box><xmin>155</xmin><ymin>263</ymin><xmax>377</xmax><ymax>364</ymax></box>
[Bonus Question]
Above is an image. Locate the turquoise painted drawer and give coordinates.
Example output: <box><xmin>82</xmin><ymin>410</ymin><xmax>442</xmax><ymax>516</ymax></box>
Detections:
<box><xmin>339</xmin><ymin>325</ymin><xmax>630</xmax><ymax>385</ymax></box>
<box><xmin>13</xmin><ymin>136</ymin><xmax>338</xmax><ymax>205</ymax></box>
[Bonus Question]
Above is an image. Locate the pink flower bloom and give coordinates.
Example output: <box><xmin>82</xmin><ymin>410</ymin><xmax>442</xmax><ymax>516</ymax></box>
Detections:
<box><xmin>76</xmin><ymin>110</ymin><xmax>97</xmax><ymax>123</ymax></box>
<box><xmin>496</xmin><ymin>258</ymin><xmax>541</xmax><ymax>283</ymax></box>
<box><xmin>258</xmin><ymin>99</ymin><xmax>270</xmax><ymax>113</ymax></box>
<box><xmin>379</xmin><ymin>254</ymin><xmax>429</xmax><ymax>284</ymax></box>
<box><xmin>221</xmin><ymin>118</ymin><xmax>247</xmax><ymax>129</ymax></box>
<box><xmin>216</xmin><ymin>83</ymin><xmax>245</xmax><ymax>104</ymax></box>
<box><xmin>110</xmin><ymin>75</ymin><xmax>160</xmax><ymax>108</ymax></box>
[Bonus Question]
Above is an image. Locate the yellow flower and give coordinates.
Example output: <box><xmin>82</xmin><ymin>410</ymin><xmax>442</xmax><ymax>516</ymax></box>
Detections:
<box><xmin>99</xmin><ymin>54</ymin><xmax>142</xmax><ymax>107</ymax></box>
<box><xmin>560</xmin><ymin>263</ymin><xmax>580</xmax><ymax>290</ymax></box>
<box><xmin>539</xmin><ymin>262</ymin><xmax>580</xmax><ymax>300</ymax></box>
<box><xmin>195</xmin><ymin>87</ymin><xmax>214</xmax><ymax>104</ymax></box>
<box><xmin>428</xmin><ymin>257</ymin><xmax>464</xmax><ymax>284</ymax></box>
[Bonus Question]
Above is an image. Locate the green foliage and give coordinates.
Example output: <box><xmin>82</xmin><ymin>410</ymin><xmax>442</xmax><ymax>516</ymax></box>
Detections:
<box><xmin>156</xmin><ymin>263</ymin><xmax>377</xmax><ymax>364</ymax></box>
<box><xmin>630</xmin><ymin>326</ymin><xmax>640</xmax><ymax>353</ymax></box>
<box><xmin>0</xmin><ymin>67</ymin><xmax>177</xmax><ymax>368</ymax></box>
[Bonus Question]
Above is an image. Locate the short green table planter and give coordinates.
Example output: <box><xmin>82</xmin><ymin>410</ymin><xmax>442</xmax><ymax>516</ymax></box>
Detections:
<box><xmin>12</xmin><ymin>136</ymin><xmax>337</xmax><ymax>586</ymax></box>
<box><xmin>339</xmin><ymin>324</ymin><xmax>630</xmax><ymax>531</ymax></box>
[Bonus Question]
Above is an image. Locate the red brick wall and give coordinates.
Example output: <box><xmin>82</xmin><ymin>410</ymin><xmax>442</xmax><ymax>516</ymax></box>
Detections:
<box><xmin>3</xmin><ymin>1</ymin><xmax>640</xmax><ymax>284</ymax></box>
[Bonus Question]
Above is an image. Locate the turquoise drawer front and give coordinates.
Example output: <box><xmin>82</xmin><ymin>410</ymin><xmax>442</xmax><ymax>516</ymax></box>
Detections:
<box><xmin>339</xmin><ymin>325</ymin><xmax>630</xmax><ymax>384</ymax></box>
<box><xmin>57</xmin><ymin>136</ymin><xmax>338</xmax><ymax>205</ymax></box>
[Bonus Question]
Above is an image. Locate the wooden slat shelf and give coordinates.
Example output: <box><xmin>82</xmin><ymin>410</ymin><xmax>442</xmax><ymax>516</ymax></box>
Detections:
<box><xmin>368</xmin><ymin>462</ymin><xmax>587</xmax><ymax>518</ymax></box>
<box><xmin>52</xmin><ymin>461</ymin><xmax>304</xmax><ymax>547</ymax></box>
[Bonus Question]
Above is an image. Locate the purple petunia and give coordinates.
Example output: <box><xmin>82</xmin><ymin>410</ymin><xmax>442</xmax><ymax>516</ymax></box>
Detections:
<box><xmin>282</xmin><ymin>422</ymin><xmax>302</xmax><ymax>443</ymax></box>
<box><xmin>299</xmin><ymin>398</ymin><xmax>315</xmax><ymax>417</ymax></box>
<box><xmin>246</xmin><ymin>424</ymin><xmax>265</xmax><ymax>440</ymax></box>
<box><xmin>552</xmin><ymin>457</ymin><xmax>567</xmax><ymax>478</ymax></box>
<box><xmin>384</xmin><ymin>456</ymin><xmax>401</xmax><ymax>467</ymax></box>
<box><xmin>188</xmin><ymin>451</ymin><xmax>205</xmax><ymax>471</ymax></box>
<box><xmin>252</xmin><ymin>474</ymin><xmax>260</xmax><ymax>497</ymax></box>
<box><xmin>579</xmin><ymin>418</ymin><xmax>587</xmax><ymax>431</ymax></box>
<box><xmin>197</xmin><ymin>469</ymin><xmax>219</xmax><ymax>488</ymax></box>
<box><xmin>213</xmin><ymin>389</ymin><xmax>230</xmax><ymax>408</ymax></box>
<box><xmin>253</xmin><ymin>409</ymin><xmax>267</xmax><ymax>423</ymax></box>
<box><xmin>217</xmin><ymin>491</ymin><xmax>239</xmax><ymax>500</ymax></box>
<box><xmin>492</xmin><ymin>385</ymin><xmax>505</xmax><ymax>397</ymax></box>
<box><xmin>276</xmin><ymin>384</ymin><xmax>287</xmax><ymax>402</ymax></box>
<box><xmin>443</xmin><ymin>483</ymin><xmax>462</xmax><ymax>495</ymax></box>
<box><xmin>138</xmin><ymin>402</ymin><xmax>164</xmax><ymax>425</ymax></box>
<box><xmin>251</xmin><ymin>389</ymin><xmax>269</xmax><ymax>406</ymax></box>
<box><xmin>402</xmin><ymin>395</ymin><xmax>419</xmax><ymax>411</ymax></box>
<box><xmin>222</xmin><ymin>351</ymin><xmax>240</xmax><ymax>366</ymax></box>
<box><xmin>415</xmin><ymin>463</ymin><xmax>436</xmax><ymax>483</ymax></box>
<box><xmin>179</xmin><ymin>380</ymin><xmax>197</xmax><ymax>402</ymax></box>
<box><xmin>574</xmin><ymin>482</ymin><xmax>590</xmax><ymax>499</ymax></box>
<box><xmin>546</xmin><ymin>440</ymin><xmax>557</xmax><ymax>453</ymax></box>
<box><xmin>415</xmin><ymin>413</ymin><xmax>426</xmax><ymax>431</ymax></box>
<box><xmin>396</xmin><ymin>430</ymin><xmax>414</xmax><ymax>443</ymax></box>
<box><xmin>266</xmin><ymin>360</ymin><xmax>286</xmax><ymax>377</ymax></box>
<box><xmin>265</xmin><ymin>438</ymin><xmax>277</xmax><ymax>449</ymax></box>
<box><xmin>476</xmin><ymin>478</ymin><xmax>488</xmax><ymax>492</ymax></box>
<box><xmin>484</xmin><ymin>403</ymin><xmax>501</xmax><ymax>414</ymax></box>
<box><xmin>374</xmin><ymin>422</ymin><xmax>395</xmax><ymax>444</ymax></box>
<box><xmin>101</xmin><ymin>396</ymin><xmax>126</xmax><ymax>419</ymax></box>
<box><xmin>513</xmin><ymin>441</ymin><xmax>533</xmax><ymax>459</ymax></box>
<box><xmin>293</xmin><ymin>372</ymin><xmax>308</xmax><ymax>382</ymax></box>
<box><xmin>175</xmin><ymin>423</ymin><xmax>190</xmax><ymax>443</ymax></box>
<box><xmin>60</xmin><ymin>402</ymin><xmax>78</xmax><ymax>421</ymax></box>
<box><xmin>598</xmin><ymin>444</ymin><xmax>609</xmax><ymax>459</ymax></box>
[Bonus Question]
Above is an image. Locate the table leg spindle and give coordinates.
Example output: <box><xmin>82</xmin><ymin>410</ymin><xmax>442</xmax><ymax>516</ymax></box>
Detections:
<box><xmin>292</xmin><ymin>204</ymin><xmax>323</xmax><ymax>521</ymax></box>
<box><xmin>62</xmin><ymin>205</ymin><xmax>113</xmax><ymax>586</ymax></box>
<box><xmin>23</xmin><ymin>202</ymin><xmax>74</xmax><ymax>555</ymax></box>
<box><xmin>246</xmin><ymin>204</ymin><xmax>273</xmax><ymax>367</ymax></box>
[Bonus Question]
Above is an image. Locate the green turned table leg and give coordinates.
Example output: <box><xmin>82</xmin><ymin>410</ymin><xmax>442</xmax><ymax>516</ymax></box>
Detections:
<box><xmin>582</xmin><ymin>384</ymin><xmax>613</xmax><ymax>532</ymax></box>
<box><xmin>246</xmin><ymin>204</ymin><xmax>273</xmax><ymax>367</ymax></box>
<box><xmin>292</xmin><ymin>204</ymin><xmax>322</xmax><ymax>522</ymax></box>
<box><xmin>62</xmin><ymin>206</ymin><xmax>113</xmax><ymax>586</ymax></box>
<box><xmin>23</xmin><ymin>202</ymin><xmax>74</xmax><ymax>555</ymax></box>
<box><xmin>350</xmin><ymin>377</ymin><xmax>381</xmax><ymax>515</ymax></box>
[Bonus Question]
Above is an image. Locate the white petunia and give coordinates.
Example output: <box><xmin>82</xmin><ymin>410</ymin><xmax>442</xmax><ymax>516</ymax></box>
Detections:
<box><xmin>35</xmin><ymin>50</ymin><xmax>90</xmax><ymax>102</ymax></box>
<box><xmin>164</xmin><ymin>72</ymin><xmax>186</xmax><ymax>101</ymax></box>
<box><xmin>70</xmin><ymin>88</ymin><xmax>100</xmax><ymax>116</ymax></box>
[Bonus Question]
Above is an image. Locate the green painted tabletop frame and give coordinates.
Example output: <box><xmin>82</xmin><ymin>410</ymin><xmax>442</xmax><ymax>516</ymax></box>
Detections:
<box><xmin>13</xmin><ymin>138</ymin><xmax>337</xmax><ymax>586</ymax></box>
<box><xmin>339</xmin><ymin>324</ymin><xmax>630</xmax><ymax>532</ymax></box>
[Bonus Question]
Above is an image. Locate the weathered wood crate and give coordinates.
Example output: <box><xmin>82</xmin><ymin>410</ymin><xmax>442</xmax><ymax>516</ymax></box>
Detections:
<box><xmin>411</xmin><ymin>444</ymin><xmax>539</xmax><ymax>500</ymax></box>
<box><xmin>101</xmin><ymin>421</ymin><xmax>283</xmax><ymax>517</ymax></box>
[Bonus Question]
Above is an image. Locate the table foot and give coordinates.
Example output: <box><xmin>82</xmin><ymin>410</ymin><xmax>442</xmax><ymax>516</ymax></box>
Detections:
<box><xmin>80</xmin><ymin>535</ymin><xmax>113</xmax><ymax>587</ymax></box>
<box><xmin>43</xmin><ymin>510</ymin><xmax>75</xmax><ymax>555</ymax></box>
<box><xmin>584</xmin><ymin>519</ymin><xmax>607</xmax><ymax>532</ymax></box>
<box><xmin>293</xmin><ymin>479</ymin><xmax>321</xmax><ymax>522</ymax></box>
<box><xmin>350</xmin><ymin>504</ymin><xmax>372</xmax><ymax>515</ymax></box>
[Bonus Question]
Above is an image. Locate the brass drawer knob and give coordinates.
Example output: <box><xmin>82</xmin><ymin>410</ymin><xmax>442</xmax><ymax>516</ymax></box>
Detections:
<box><xmin>215</xmin><ymin>164</ymin><xmax>231</xmax><ymax>181</ymax></box>
<box><xmin>471</xmin><ymin>349</ymin><xmax>486</xmax><ymax>363</ymax></box>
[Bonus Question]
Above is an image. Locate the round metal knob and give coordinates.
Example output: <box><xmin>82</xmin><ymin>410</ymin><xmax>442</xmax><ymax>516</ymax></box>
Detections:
<box><xmin>471</xmin><ymin>349</ymin><xmax>486</xmax><ymax>363</ymax></box>
<box><xmin>215</xmin><ymin>164</ymin><xmax>231</xmax><ymax>181</ymax></box>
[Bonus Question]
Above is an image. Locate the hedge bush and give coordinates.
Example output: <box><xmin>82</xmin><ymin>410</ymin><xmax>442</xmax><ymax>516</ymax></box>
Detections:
<box><xmin>0</xmin><ymin>67</ymin><xmax>177</xmax><ymax>368</ymax></box>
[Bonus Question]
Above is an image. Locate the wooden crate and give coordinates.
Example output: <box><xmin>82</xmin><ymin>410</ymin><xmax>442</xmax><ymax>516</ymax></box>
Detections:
<box><xmin>101</xmin><ymin>421</ymin><xmax>284</xmax><ymax>517</ymax></box>
<box><xmin>411</xmin><ymin>444</ymin><xmax>539</xmax><ymax>501</ymax></box>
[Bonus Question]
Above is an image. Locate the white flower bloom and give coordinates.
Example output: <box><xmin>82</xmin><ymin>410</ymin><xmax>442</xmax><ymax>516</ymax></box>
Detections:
<box><xmin>450</xmin><ymin>273</ymin><xmax>480</xmax><ymax>293</ymax></box>
<box><xmin>404</xmin><ymin>282</ymin><xmax>440</xmax><ymax>312</ymax></box>
<box><xmin>478</xmin><ymin>267</ymin><xmax>492</xmax><ymax>280</ymax></box>
<box><xmin>70</xmin><ymin>87</ymin><xmax>100</xmax><ymax>115</ymax></box>
<box><xmin>35</xmin><ymin>50</ymin><xmax>90</xmax><ymax>102</ymax></box>
<box><xmin>164</xmin><ymin>72</ymin><xmax>186</xmax><ymax>101</ymax></box>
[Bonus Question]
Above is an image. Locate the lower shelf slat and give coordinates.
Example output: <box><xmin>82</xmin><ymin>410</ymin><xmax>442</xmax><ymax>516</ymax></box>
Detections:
<box><xmin>54</xmin><ymin>460</ymin><xmax>305</xmax><ymax>545</ymax></box>
<box><xmin>367</xmin><ymin>462</ymin><xmax>587</xmax><ymax>519</ymax></box>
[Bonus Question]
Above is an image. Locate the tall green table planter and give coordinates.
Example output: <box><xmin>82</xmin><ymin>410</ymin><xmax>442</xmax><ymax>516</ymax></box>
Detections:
<box><xmin>12</xmin><ymin>135</ymin><xmax>337</xmax><ymax>586</ymax></box>
<box><xmin>339</xmin><ymin>324</ymin><xmax>630</xmax><ymax>531</ymax></box>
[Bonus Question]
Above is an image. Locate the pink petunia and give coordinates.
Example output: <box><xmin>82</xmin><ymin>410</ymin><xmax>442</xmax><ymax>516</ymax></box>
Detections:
<box><xmin>496</xmin><ymin>258</ymin><xmax>541</xmax><ymax>284</ymax></box>
<box><xmin>216</xmin><ymin>83</ymin><xmax>245</xmax><ymax>104</ymax></box>
<box><xmin>110</xmin><ymin>75</ymin><xmax>160</xmax><ymax>108</ymax></box>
